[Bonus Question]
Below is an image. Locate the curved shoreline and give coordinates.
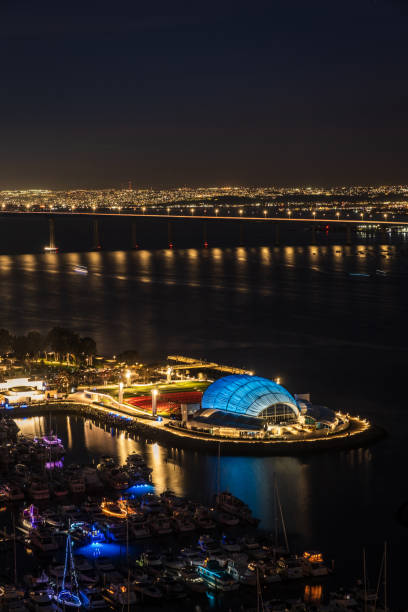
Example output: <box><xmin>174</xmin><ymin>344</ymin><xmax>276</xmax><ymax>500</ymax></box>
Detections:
<box><xmin>8</xmin><ymin>402</ymin><xmax>386</xmax><ymax>456</ymax></box>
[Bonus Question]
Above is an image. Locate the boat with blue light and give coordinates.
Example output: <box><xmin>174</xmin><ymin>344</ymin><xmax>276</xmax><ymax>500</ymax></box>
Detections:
<box><xmin>197</xmin><ymin>559</ymin><xmax>239</xmax><ymax>591</ymax></box>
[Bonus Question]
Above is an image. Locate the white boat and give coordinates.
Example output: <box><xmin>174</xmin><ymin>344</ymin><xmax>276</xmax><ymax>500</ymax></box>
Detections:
<box><xmin>197</xmin><ymin>559</ymin><xmax>239</xmax><ymax>591</ymax></box>
<box><xmin>80</xmin><ymin>587</ymin><xmax>106</xmax><ymax>609</ymax></box>
<box><xmin>216</xmin><ymin>511</ymin><xmax>240</xmax><ymax>526</ymax></box>
<box><xmin>225</xmin><ymin>560</ymin><xmax>257</xmax><ymax>587</ymax></box>
<box><xmin>26</xmin><ymin>591</ymin><xmax>57</xmax><ymax>612</ymax></box>
<box><xmin>29</xmin><ymin>481</ymin><xmax>50</xmax><ymax>501</ymax></box>
<box><xmin>68</xmin><ymin>475</ymin><xmax>86</xmax><ymax>494</ymax></box>
<box><xmin>221</xmin><ymin>536</ymin><xmax>241</xmax><ymax>552</ymax></box>
<box><xmin>172</xmin><ymin>512</ymin><xmax>195</xmax><ymax>533</ymax></box>
<box><xmin>139</xmin><ymin>552</ymin><xmax>162</xmax><ymax>569</ymax></box>
<box><xmin>0</xmin><ymin>586</ymin><xmax>29</xmax><ymax>612</ymax></box>
<box><xmin>198</xmin><ymin>534</ymin><xmax>221</xmax><ymax>554</ymax></box>
<box><xmin>73</xmin><ymin>265</ymin><xmax>88</xmax><ymax>275</ymax></box>
<box><xmin>81</xmin><ymin>468</ymin><xmax>102</xmax><ymax>491</ymax></box>
<box><xmin>301</xmin><ymin>550</ymin><xmax>330</xmax><ymax>576</ymax></box>
<box><xmin>148</xmin><ymin>514</ymin><xmax>173</xmax><ymax>535</ymax></box>
<box><xmin>140</xmin><ymin>494</ymin><xmax>162</xmax><ymax>513</ymax></box>
<box><xmin>102</xmin><ymin>584</ymin><xmax>137</xmax><ymax>607</ymax></box>
<box><xmin>132</xmin><ymin>582</ymin><xmax>162</xmax><ymax>600</ymax></box>
<box><xmin>94</xmin><ymin>557</ymin><xmax>116</xmax><ymax>573</ymax></box>
<box><xmin>4</xmin><ymin>483</ymin><xmax>24</xmax><ymax>501</ymax></box>
<box><xmin>284</xmin><ymin>556</ymin><xmax>304</xmax><ymax>579</ymax></box>
<box><xmin>102</xmin><ymin>521</ymin><xmax>126</xmax><ymax>542</ymax></box>
<box><xmin>129</xmin><ymin>520</ymin><xmax>150</xmax><ymax>539</ymax></box>
<box><xmin>29</xmin><ymin>528</ymin><xmax>58</xmax><ymax>552</ymax></box>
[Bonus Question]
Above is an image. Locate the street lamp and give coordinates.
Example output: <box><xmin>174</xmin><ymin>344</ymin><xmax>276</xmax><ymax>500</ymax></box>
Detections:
<box><xmin>383</xmin><ymin>213</ymin><xmax>388</xmax><ymax>220</ymax></box>
<box><xmin>118</xmin><ymin>381</ymin><xmax>124</xmax><ymax>404</ymax></box>
<box><xmin>190</xmin><ymin>207</ymin><xmax>195</xmax><ymax>215</ymax></box>
<box><xmin>312</xmin><ymin>211</ymin><xmax>316</xmax><ymax>219</ymax></box>
<box><xmin>215</xmin><ymin>208</ymin><xmax>219</xmax><ymax>217</ymax></box>
<box><xmin>142</xmin><ymin>206</ymin><xmax>146</xmax><ymax>214</ymax></box>
<box><xmin>125</xmin><ymin>370</ymin><xmax>131</xmax><ymax>386</ymax></box>
<box><xmin>336</xmin><ymin>212</ymin><xmax>340</xmax><ymax>220</ymax></box>
<box><xmin>239</xmin><ymin>208</ymin><xmax>244</xmax><ymax>216</ymax></box>
<box><xmin>167</xmin><ymin>207</ymin><xmax>170</xmax><ymax>215</ymax></box>
<box><xmin>263</xmin><ymin>210</ymin><xmax>267</xmax><ymax>217</ymax></box>
<box><xmin>360</xmin><ymin>212</ymin><xmax>364</xmax><ymax>220</ymax></box>
<box><xmin>287</xmin><ymin>210</ymin><xmax>292</xmax><ymax>218</ymax></box>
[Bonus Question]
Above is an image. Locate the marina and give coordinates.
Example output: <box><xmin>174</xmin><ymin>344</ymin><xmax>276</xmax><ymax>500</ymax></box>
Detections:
<box><xmin>0</xmin><ymin>417</ymin><xmax>387</xmax><ymax>611</ymax></box>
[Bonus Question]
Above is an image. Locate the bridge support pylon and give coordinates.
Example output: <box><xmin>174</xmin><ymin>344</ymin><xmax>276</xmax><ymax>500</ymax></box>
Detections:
<box><xmin>93</xmin><ymin>218</ymin><xmax>101</xmax><ymax>250</ymax></box>
<box><xmin>168</xmin><ymin>221</ymin><xmax>174</xmax><ymax>249</ymax></box>
<box><xmin>203</xmin><ymin>222</ymin><xmax>208</xmax><ymax>248</ymax></box>
<box><xmin>274</xmin><ymin>222</ymin><xmax>280</xmax><ymax>245</ymax></box>
<box><xmin>131</xmin><ymin>220</ymin><xmax>138</xmax><ymax>249</ymax></box>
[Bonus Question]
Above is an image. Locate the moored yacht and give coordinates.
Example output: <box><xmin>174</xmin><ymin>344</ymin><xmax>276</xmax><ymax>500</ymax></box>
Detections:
<box><xmin>197</xmin><ymin>559</ymin><xmax>239</xmax><ymax>591</ymax></box>
<box><xmin>29</xmin><ymin>480</ymin><xmax>50</xmax><ymax>501</ymax></box>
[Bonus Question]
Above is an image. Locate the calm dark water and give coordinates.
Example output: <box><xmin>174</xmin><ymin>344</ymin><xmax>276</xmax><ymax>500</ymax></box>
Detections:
<box><xmin>2</xmin><ymin>240</ymin><xmax>408</xmax><ymax>604</ymax></box>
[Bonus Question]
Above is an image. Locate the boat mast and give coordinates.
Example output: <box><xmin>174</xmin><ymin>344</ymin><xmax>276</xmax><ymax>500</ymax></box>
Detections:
<box><xmin>275</xmin><ymin>477</ymin><xmax>289</xmax><ymax>553</ymax></box>
<box><xmin>256</xmin><ymin>565</ymin><xmax>264</xmax><ymax>612</ymax></box>
<box><xmin>12</xmin><ymin>513</ymin><xmax>17</xmax><ymax>585</ymax></box>
<box><xmin>383</xmin><ymin>541</ymin><xmax>387</xmax><ymax>612</ymax></box>
<box><xmin>217</xmin><ymin>441</ymin><xmax>221</xmax><ymax>497</ymax></box>
<box><xmin>273</xmin><ymin>473</ymin><xmax>278</xmax><ymax>549</ymax></box>
<box><xmin>363</xmin><ymin>548</ymin><xmax>367</xmax><ymax>612</ymax></box>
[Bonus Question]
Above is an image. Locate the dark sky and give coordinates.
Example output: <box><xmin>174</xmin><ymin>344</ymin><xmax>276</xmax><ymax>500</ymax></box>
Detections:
<box><xmin>1</xmin><ymin>0</ymin><xmax>407</xmax><ymax>189</ymax></box>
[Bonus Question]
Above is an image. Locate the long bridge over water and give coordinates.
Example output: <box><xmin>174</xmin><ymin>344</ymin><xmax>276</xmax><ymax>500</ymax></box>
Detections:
<box><xmin>0</xmin><ymin>208</ymin><xmax>406</xmax><ymax>251</ymax></box>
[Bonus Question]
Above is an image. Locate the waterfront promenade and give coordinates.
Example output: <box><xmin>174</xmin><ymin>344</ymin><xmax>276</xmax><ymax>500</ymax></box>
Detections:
<box><xmin>6</xmin><ymin>395</ymin><xmax>385</xmax><ymax>456</ymax></box>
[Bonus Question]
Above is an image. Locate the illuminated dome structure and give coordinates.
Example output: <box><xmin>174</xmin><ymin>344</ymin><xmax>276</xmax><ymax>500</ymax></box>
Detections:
<box><xmin>201</xmin><ymin>374</ymin><xmax>300</xmax><ymax>422</ymax></box>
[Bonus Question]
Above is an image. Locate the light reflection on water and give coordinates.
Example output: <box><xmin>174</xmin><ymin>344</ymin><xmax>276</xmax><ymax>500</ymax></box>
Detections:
<box><xmin>3</xmin><ymin>243</ymin><xmax>408</xmax><ymax>604</ymax></box>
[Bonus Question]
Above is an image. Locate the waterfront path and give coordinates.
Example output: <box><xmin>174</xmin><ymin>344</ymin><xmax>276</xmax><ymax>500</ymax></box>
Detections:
<box><xmin>6</xmin><ymin>393</ymin><xmax>386</xmax><ymax>456</ymax></box>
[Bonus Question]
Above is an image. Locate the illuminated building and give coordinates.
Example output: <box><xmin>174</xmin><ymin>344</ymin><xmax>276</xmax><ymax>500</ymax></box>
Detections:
<box><xmin>187</xmin><ymin>374</ymin><xmax>343</xmax><ymax>438</ymax></box>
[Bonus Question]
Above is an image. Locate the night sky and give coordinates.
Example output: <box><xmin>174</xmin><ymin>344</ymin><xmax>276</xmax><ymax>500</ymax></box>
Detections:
<box><xmin>1</xmin><ymin>0</ymin><xmax>407</xmax><ymax>188</ymax></box>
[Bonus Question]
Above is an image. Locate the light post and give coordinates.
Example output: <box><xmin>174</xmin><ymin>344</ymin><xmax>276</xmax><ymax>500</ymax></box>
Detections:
<box><xmin>167</xmin><ymin>207</ymin><xmax>170</xmax><ymax>216</ymax></box>
<box><xmin>215</xmin><ymin>208</ymin><xmax>219</xmax><ymax>217</ymax></box>
<box><xmin>287</xmin><ymin>210</ymin><xmax>292</xmax><ymax>218</ymax></box>
<box><xmin>118</xmin><ymin>381</ymin><xmax>124</xmax><ymax>404</ymax></box>
<box><xmin>125</xmin><ymin>370</ymin><xmax>131</xmax><ymax>386</ymax></box>
<box><xmin>239</xmin><ymin>208</ymin><xmax>244</xmax><ymax>217</ymax></box>
<box><xmin>336</xmin><ymin>211</ymin><xmax>340</xmax><ymax>220</ymax></box>
<box><xmin>383</xmin><ymin>213</ymin><xmax>388</xmax><ymax>221</ymax></box>
<box><xmin>190</xmin><ymin>207</ymin><xmax>195</xmax><ymax>216</ymax></box>
<box><xmin>263</xmin><ymin>209</ymin><xmax>267</xmax><ymax>217</ymax></box>
<box><xmin>151</xmin><ymin>389</ymin><xmax>159</xmax><ymax>418</ymax></box>
<box><xmin>142</xmin><ymin>206</ymin><xmax>146</xmax><ymax>214</ymax></box>
<box><xmin>312</xmin><ymin>211</ymin><xmax>316</xmax><ymax>219</ymax></box>
<box><xmin>360</xmin><ymin>212</ymin><xmax>364</xmax><ymax>220</ymax></box>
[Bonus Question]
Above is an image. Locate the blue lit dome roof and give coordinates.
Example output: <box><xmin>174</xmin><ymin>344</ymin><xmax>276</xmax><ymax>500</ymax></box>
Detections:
<box><xmin>201</xmin><ymin>374</ymin><xmax>299</xmax><ymax>418</ymax></box>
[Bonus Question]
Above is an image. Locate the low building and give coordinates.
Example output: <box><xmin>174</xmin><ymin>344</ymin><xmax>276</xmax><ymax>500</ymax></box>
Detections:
<box><xmin>0</xmin><ymin>377</ymin><xmax>46</xmax><ymax>404</ymax></box>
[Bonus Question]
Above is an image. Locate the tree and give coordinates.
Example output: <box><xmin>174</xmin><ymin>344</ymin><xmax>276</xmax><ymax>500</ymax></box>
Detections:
<box><xmin>26</xmin><ymin>331</ymin><xmax>45</xmax><ymax>358</ymax></box>
<box><xmin>117</xmin><ymin>350</ymin><xmax>139</xmax><ymax>365</ymax></box>
<box><xmin>11</xmin><ymin>335</ymin><xmax>29</xmax><ymax>360</ymax></box>
<box><xmin>79</xmin><ymin>337</ymin><xmax>97</xmax><ymax>365</ymax></box>
<box><xmin>46</xmin><ymin>327</ymin><xmax>80</xmax><ymax>363</ymax></box>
